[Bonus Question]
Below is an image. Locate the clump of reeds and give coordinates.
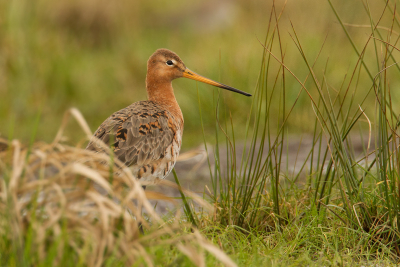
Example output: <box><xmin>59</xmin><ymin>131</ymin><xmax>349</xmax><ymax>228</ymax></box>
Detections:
<box><xmin>0</xmin><ymin>108</ymin><xmax>236</xmax><ymax>267</ymax></box>
<box><xmin>204</xmin><ymin>1</ymin><xmax>400</xmax><ymax>257</ymax></box>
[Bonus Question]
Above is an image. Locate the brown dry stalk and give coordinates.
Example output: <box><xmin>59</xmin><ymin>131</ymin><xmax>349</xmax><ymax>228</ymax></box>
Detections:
<box><xmin>0</xmin><ymin>108</ymin><xmax>237</xmax><ymax>267</ymax></box>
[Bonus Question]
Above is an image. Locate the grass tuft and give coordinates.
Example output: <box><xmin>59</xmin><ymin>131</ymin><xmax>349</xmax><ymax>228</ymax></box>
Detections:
<box><xmin>0</xmin><ymin>109</ymin><xmax>235</xmax><ymax>267</ymax></box>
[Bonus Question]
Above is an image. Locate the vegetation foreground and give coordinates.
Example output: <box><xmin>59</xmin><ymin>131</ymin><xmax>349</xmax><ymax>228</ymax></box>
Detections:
<box><xmin>2</xmin><ymin>1</ymin><xmax>400</xmax><ymax>266</ymax></box>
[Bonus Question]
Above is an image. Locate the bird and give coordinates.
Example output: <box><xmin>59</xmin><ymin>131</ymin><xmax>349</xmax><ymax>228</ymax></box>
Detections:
<box><xmin>86</xmin><ymin>48</ymin><xmax>251</xmax><ymax>189</ymax></box>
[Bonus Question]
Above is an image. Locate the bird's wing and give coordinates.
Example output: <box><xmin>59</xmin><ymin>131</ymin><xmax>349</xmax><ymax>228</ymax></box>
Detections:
<box><xmin>86</xmin><ymin>101</ymin><xmax>179</xmax><ymax>169</ymax></box>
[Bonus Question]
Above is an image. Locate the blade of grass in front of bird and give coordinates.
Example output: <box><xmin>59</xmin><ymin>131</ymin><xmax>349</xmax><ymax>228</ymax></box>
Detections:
<box><xmin>172</xmin><ymin>169</ymin><xmax>197</xmax><ymax>227</ymax></box>
<box><xmin>196</xmin><ymin>87</ymin><xmax>214</xmax><ymax>200</ymax></box>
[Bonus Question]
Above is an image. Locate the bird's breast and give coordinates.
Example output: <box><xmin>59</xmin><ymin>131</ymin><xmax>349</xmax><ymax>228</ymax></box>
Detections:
<box><xmin>134</xmin><ymin>113</ymin><xmax>183</xmax><ymax>185</ymax></box>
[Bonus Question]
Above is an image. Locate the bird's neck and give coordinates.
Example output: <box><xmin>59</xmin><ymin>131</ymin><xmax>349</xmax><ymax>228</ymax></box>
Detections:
<box><xmin>146</xmin><ymin>77</ymin><xmax>183</xmax><ymax>122</ymax></box>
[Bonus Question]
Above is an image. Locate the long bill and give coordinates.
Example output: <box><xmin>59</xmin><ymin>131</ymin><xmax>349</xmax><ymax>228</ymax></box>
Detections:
<box><xmin>182</xmin><ymin>68</ymin><xmax>252</xmax><ymax>97</ymax></box>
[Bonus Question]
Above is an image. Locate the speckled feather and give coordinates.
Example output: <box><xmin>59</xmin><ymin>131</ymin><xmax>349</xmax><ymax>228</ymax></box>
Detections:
<box><xmin>86</xmin><ymin>100</ymin><xmax>183</xmax><ymax>184</ymax></box>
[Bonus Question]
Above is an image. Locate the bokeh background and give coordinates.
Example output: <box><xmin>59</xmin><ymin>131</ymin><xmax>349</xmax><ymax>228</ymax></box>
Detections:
<box><xmin>0</xmin><ymin>0</ymin><xmax>396</xmax><ymax>149</ymax></box>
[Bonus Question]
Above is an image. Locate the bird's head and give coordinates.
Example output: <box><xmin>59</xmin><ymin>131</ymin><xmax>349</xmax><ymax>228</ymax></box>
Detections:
<box><xmin>147</xmin><ymin>48</ymin><xmax>251</xmax><ymax>97</ymax></box>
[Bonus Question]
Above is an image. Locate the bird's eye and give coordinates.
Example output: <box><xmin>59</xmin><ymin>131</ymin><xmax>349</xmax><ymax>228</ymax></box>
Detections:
<box><xmin>166</xmin><ymin>60</ymin><xmax>174</xmax><ymax>66</ymax></box>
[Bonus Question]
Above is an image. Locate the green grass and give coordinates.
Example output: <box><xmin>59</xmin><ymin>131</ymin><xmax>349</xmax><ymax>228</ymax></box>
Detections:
<box><xmin>2</xmin><ymin>0</ymin><xmax>400</xmax><ymax>266</ymax></box>
<box><xmin>200</xmin><ymin>209</ymin><xmax>397</xmax><ymax>266</ymax></box>
<box><xmin>193</xmin><ymin>0</ymin><xmax>400</xmax><ymax>264</ymax></box>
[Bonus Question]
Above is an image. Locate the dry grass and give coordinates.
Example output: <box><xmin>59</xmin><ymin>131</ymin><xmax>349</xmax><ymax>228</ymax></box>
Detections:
<box><xmin>0</xmin><ymin>108</ymin><xmax>235</xmax><ymax>267</ymax></box>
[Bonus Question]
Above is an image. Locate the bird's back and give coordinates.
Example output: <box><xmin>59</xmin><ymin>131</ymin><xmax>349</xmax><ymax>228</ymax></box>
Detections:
<box><xmin>86</xmin><ymin>100</ymin><xmax>183</xmax><ymax>184</ymax></box>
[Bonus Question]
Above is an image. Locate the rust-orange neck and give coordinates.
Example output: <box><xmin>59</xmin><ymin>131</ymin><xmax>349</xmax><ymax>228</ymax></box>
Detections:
<box><xmin>146</xmin><ymin>75</ymin><xmax>183</xmax><ymax>123</ymax></box>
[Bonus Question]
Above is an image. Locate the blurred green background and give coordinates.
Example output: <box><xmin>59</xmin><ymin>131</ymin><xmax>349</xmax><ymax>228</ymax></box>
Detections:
<box><xmin>1</xmin><ymin>0</ymin><xmax>397</xmax><ymax>148</ymax></box>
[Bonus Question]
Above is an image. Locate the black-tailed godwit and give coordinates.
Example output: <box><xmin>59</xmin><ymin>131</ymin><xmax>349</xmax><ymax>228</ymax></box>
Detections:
<box><xmin>86</xmin><ymin>49</ymin><xmax>251</xmax><ymax>187</ymax></box>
